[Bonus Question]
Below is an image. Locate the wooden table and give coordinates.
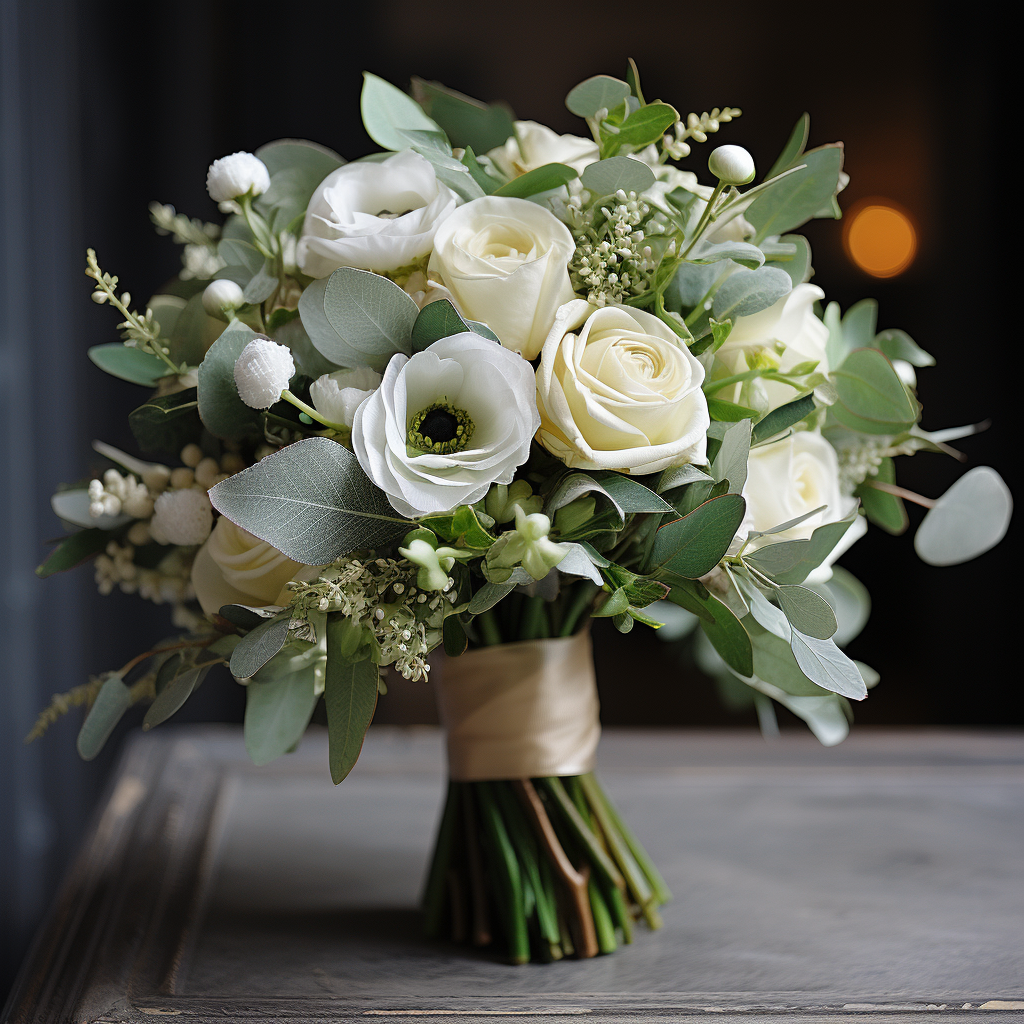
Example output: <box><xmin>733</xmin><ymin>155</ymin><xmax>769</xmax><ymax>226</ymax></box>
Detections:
<box><xmin>4</xmin><ymin>727</ymin><xmax>1024</xmax><ymax>1022</ymax></box>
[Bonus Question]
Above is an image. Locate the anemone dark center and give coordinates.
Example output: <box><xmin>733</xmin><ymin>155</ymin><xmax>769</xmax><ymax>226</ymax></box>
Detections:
<box><xmin>408</xmin><ymin>401</ymin><xmax>475</xmax><ymax>456</ymax></box>
<box><xmin>419</xmin><ymin>408</ymin><xmax>459</xmax><ymax>443</ymax></box>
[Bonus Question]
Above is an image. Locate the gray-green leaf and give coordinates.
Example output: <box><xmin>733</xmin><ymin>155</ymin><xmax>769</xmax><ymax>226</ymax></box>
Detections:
<box><xmin>566</xmin><ymin>76</ymin><xmax>632</xmax><ymax>118</ymax></box>
<box><xmin>230</xmin><ymin>615</ymin><xmax>292</xmax><ymax>678</ymax></box>
<box><xmin>580</xmin><ymin>156</ymin><xmax>655</xmax><ymax>196</ymax></box>
<box><xmin>77</xmin><ymin>675</ymin><xmax>131</xmax><ymax>760</ymax></box>
<box><xmin>244</xmin><ymin>666</ymin><xmax>319</xmax><ymax>767</ymax></box>
<box><xmin>196</xmin><ymin>320</ymin><xmax>263</xmax><ymax>440</ymax></box>
<box><xmin>325</xmin><ymin>618</ymin><xmax>379</xmax><ymax>785</ymax></box>
<box><xmin>712</xmin><ymin>267</ymin><xmax>792</xmax><ymax>321</ymax></box>
<box><xmin>650</xmin><ymin>493</ymin><xmax>746</xmax><ymax>578</ymax></box>
<box><xmin>361</xmin><ymin>72</ymin><xmax>442</xmax><ymax>152</ymax></box>
<box><xmin>775</xmin><ymin>585</ymin><xmax>838</xmax><ymax>640</ymax></box>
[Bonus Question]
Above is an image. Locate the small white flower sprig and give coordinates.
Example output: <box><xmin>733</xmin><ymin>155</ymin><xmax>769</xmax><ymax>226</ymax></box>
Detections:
<box><xmin>149</xmin><ymin>202</ymin><xmax>224</xmax><ymax>281</ymax></box>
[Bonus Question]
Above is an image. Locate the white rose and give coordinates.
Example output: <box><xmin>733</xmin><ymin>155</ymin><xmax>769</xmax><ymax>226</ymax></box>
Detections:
<box><xmin>297</xmin><ymin>150</ymin><xmax>457</xmax><ymax>278</ymax></box>
<box><xmin>309</xmin><ymin>367</ymin><xmax>382</xmax><ymax>428</ymax></box>
<box><xmin>351</xmin><ymin>333</ymin><xmax>539</xmax><ymax>517</ymax></box>
<box><xmin>191</xmin><ymin>516</ymin><xmax>314</xmax><ymax>617</ymax></box>
<box><xmin>536</xmin><ymin>300</ymin><xmax>710</xmax><ymax>475</ymax></box>
<box><xmin>427</xmin><ymin>196</ymin><xmax>575</xmax><ymax>359</ymax></box>
<box><xmin>714</xmin><ymin>283</ymin><xmax>829</xmax><ymax>411</ymax></box>
<box><xmin>487</xmin><ymin>121</ymin><xmax>599</xmax><ymax>178</ymax></box>
<box><xmin>740</xmin><ymin>430</ymin><xmax>866</xmax><ymax>583</ymax></box>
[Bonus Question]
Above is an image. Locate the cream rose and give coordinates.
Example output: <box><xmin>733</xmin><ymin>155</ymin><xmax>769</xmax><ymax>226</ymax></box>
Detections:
<box><xmin>713</xmin><ymin>283</ymin><xmax>829</xmax><ymax>411</ymax></box>
<box><xmin>536</xmin><ymin>300</ymin><xmax>710</xmax><ymax>475</ymax></box>
<box><xmin>297</xmin><ymin>150</ymin><xmax>457</xmax><ymax>277</ymax></box>
<box><xmin>740</xmin><ymin>430</ymin><xmax>866</xmax><ymax>583</ymax></box>
<box><xmin>191</xmin><ymin>516</ymin><xmax>312</xmax><ymax>617</ymax></box>
<box><xmin>427</xmin><ymin>196</ymin><xmax>575</xmax><ymax>359</ymax></box>
<box><xmin>486</xmin><ymin>121</ymin><xmax>599</xmax><ymax>178</ymax></box>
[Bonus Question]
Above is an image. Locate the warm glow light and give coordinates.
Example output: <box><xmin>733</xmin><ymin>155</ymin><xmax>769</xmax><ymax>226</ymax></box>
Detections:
<box><xmin>843</xmin><ymin>200</ymin><xmax>917</xmax><ymax>278</ymax></box>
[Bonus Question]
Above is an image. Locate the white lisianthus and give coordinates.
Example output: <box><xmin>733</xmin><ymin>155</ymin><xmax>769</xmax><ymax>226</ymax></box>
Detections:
<box><xmin>536</xmin><ymin>300</ymin><xmax>710</xmax><ymax>475</ymax></box>
<box><xmin>190</xmin><ymin>516</ymin><xmax>313</xmax><ymax>617</ymax></box>
<box><xmin>206</xmin><ymin>152</ymin><xmax>271</xmax><ymax>203</ymax></box>
<box><xmin>739</xmin><ymin>430</ymin><xmax>867</xmax><ymax>584</ymax></box>
<box><xmin>297</xmin><ymin>150</ymin><xmax>457</xmax><ymax>277</ymax></box>
<box><xmin>713</xmin><ymin>284</ymin><xmax>829</xmax><ymax>411</ymax></box>
<box><xmin>351</xmin><ymin>333</ymin><xmax>540</xmax><ymax>517</ymax></box>
<box><xmin>233</xmin><ymin>337</ymin><xmax>295</xmax><ymax>409</ymax></box>
<box><xmin>486</xmin><ymin>121</ymin><xmax>599</xmax><ymax>178</ymax></box>
<box><xmin>427</xmin><ymin>196</ymin><xmax>575</xmax><ymax>359</ymax></box>
<box><xmin>309</xmin><ymin>367</ymin><xmax>382</xmax><ymax>428</ymax></box>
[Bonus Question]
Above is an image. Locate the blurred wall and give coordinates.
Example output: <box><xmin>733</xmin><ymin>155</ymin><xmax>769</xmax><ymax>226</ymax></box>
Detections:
<box><xmin>0</xmin><ymin>0</ymin><xmax>1014</xmax><ymax>1001</ymax></box>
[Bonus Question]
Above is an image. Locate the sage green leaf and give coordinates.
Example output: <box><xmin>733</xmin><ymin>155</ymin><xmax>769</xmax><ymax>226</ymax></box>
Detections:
<box><xmin>841</xmin><ymin>299</ymin><xmax>877</xmax><ymax>350</ymax></box>
<box><xmin>143</xmin><ymin>665</ymin><xmax>209</xmax><ymax>730</ymax></box>
<box><xmin>217</xmin><ymin>237</ymin><xmax>264</xmax><ymax>278</ymax></box>
<box><xmin>397</xmin><ymin>129</ymin><xmax>485</xmax><ymax>202</ymax></box>
<box><xmin>765</xmin><ymin>113</ymin><xmax>810</xmax><ymax>180</ymax></box>
<box><xmin>613</xmin><ymin>103</ymin><xmax>678</xmax><ymax>150</ymax></box>
<box><xmin>914</xmin><ymin>466</ymin><xmax>1012</xmax><ymax>566</ymax></box>
<box><xmin>419</xmin><ymin>504</ymin><xmax>496</xmax><ymax>549</ymax></box>
<box><xmin>128</xmin><ymin>388</ymin><xmax>202</xmax><ymax>456</ymax></box>
<box><xmin>736</xmin><ymin>577</ymin><xmax>790</xmax><ymax>639</ymax></box>
<box><xmin>270</xmin><ymin>313</ymin><xmax>339</xmax><ymax>379</ymax></box>
<box><xmin>254</xmin><ymin>139</ymin><xmax>344</xmax><ymax>229</ymax></box>
<box><xmin>823</xmin><ymin>300</ymin><xmax>848</xmax><ymax>369</ymax></box>
<box><xmin>594</xmin><ymin>472</ymin><xmax>676</xmax><ymax>514</ymax></box>
<box><xmin>566</xmin><ymin>75</ymin><xmax>631</xmax><ymax>118</ymax></box>
<box><xmin>687</xmin><ymin>239</ymin><xmax>765</xmax><ymax>270</ymax></box>
<box><xmin>77</xmin><ymin>675</ymin><xmax>131</xmax><ymax>760</ymax></box>
<box><xmin>776</xmin><ymin>585</ymin><xmax>838</xmax><ymax>640</ymax></box>
<box><xmin>658</xmin><ymin>463</ymin><xmax>713</xmax><ymax>493</ymax></box>
<box><xmin>165</xmin><ymin>294</ymin><xmax>221</xmax><ymax>367</ymax></box>
<box><xmin>710</xmin><ymin>419</ymin><xmax>751</xmax><ymax>493</ymax></box>
<box><xmin>856</xmin><ymin>458</ymin><xmax>908</xmax><ymax>535</ymax></box>
<box><xmin>746</xmin><ymin>505</ymin><xmax>828</xmax><ymax>541</ymax></box>
<box><xmin>197</xmin><ymin>320</ymin><xmax>263</xmax><ymax>440</ymax></box>
<box><xmin>664</xmin><ymin>260</ymin><xmax>722</xmax><ymax>311</ymax></box>
<box><xmin>554</xmin><ymin>543</ymin><xmax>604</xmax><ymax>584</ymax></box>
<box><xmin>230</xmin><ymin>614</ymin><xmax>292</xmax><ymax>678</ymax></box>
<box><xmin>410</xmin><ymin>299</ymin><xmax>497</xmax><ymax>351</ymax></box>
<box><xmin>745</xmin><ymin>507</ymin><xmax>859</xmax><ymax>585</ymax></box>
<box><xmin>468</xmin><ymin>581</ymin><xmax>517</xmax><ymax>614</ymax></box>
<box><xmin>746</xmin><ymin>144</ymin><xmax>844</xmax><ymax>243</ymax></box>
<box><xmin>299</xmin><ymin>268</ymin><xmax>417</xmax><ymax>372</ymax></box>
<box><xmin>361</xmin><ymin>72</ymin><xmax>442</xmax><ymax>152</ymax></box>
<box><xmin>492</xmin><ymin>162</ymin><xmax>578</xmax><ymax>198</ymax></box>
<box><xmin>218</xmin><ymin>604</ymin><xmax>283</xmax><ymax>630</ymax></box>
<box><xmin>751</xmin><ymin>395</ymin><xmax>816</xmax><ymax>445</ymax></box>
<box><xmin>712</xmin><ymin>267</ymin><xmax>792</xmax><ymax>321</ymax></box>
<box><xmin>831</xmin><ymin>347</ymin><xmax>919</xmax><ymax>434</ymax></box>
<box><xmin>36</xmin><ymin>528</ymin><xmax>110</xmax><ymax>578</ymax></box>
<box><xmin>700</xmin><ymin>593</ymin><xmax>753</xmax><ymax>676</ymax></box>
<box><xmin>88</xmin><ymin>344</ymin><xmax>169</xmax><ymax>386</ymax></box>
<box><xmin>580</xmin><ymin>156</ymin><xmax>655</xmax><ymax>196</ymax></box>
<box><xmin>594</xmin><ymin>587</ymin><xmax>629</xmax><ymax>617</ymax></box>
<box><xmin>244</xmin><ymin>666</ymin><xmax>319</xmax><ymax>767</ymax></box>
<box><xmin>208</xmin><ymin>437</ymin><xmax>410</xmax><ymax>564</ymax></box>
<box><xmin>460</xmin><ymin>146</ymin><xmax>504</xmax><ymax>193</ymax></box>
<box><xmin>50</xmin><ymin>489</ymin><xmax>129</xmax><ymax>530</ymax></box>
<box><xmin>809</xmin><ymin>566</ymin><xmax>870</xmax><ymax>648</ymax></box>
<box><xmin>411</xmin><ymin>77</ymin><xmax>516</xmax><ymax>153</ymax></box>
<box><xmin>650</xmin><ymin>493</ymin><xmax>746</xmax><ymax>578</ymax></box>
<box><xmin>874</xmin><ymin>328</ymin><xmax>934</xmax><ymax>367</ymax></box>
<box><xmin>765</xmin><ymin>233</ymin><xmax>812</xmax><ymax>286</ymax></box>
<box><xmin>745</xmin><ymin>619</ymin><xmax>827</xmax><ymax>696</ymax></box>
<box><xmin>243</xmin><ymin>261</ymin><xmax>279</xmax><ymax>304</ymax></box>
<box><xmin>443</xmin><ymin>615</ymin><xmax>468</xmax><ymax>657</ymax></box>
<box><xmin>789</xmin><ymin>630</ymin><xmax>867</xmax><ymax>699</ymax></box>
<box><xmin>325</xmin><ymin>618</ymin><xmax>379</xmax><ymax>784</ymax></box>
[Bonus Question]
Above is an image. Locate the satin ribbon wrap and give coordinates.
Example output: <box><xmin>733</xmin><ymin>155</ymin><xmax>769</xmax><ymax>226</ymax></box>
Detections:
<box><xmin>436</xmin><ymin>631</ymin><xmax>600</xmax><ymax>781</ymax></box>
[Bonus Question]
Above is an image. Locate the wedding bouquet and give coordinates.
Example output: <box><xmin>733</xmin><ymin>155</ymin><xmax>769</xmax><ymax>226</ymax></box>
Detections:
<box><xmin>32</xmin><ymin>65</ymin><xmax>1011</xmax><ymax>963</ymax></box>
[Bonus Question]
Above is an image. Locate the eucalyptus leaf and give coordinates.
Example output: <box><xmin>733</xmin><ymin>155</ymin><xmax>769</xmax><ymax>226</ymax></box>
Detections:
<box><xmin>808</xmin><ymin>566</ymin><xmax>870</xmax><ymax>648</ymax></box>
<box><xmin>746</xmin><ymin>619</ymin><xmax>830</xmax><ymax>697</ymax></box>
<box><xmin>710</xmin><ymin>419</ymin><xmax>751</xmax><ymax>493</ymax></box>
<box><xmin>168</xmin><ymin>294</ymin><xmax>222</xmax><ymax>367</ymax></box>
<box><xmin>765</xmin><ymin>234</ymin><xmax>812</xmax><ymax>287</ymax></box>
<box><xmin>789</xmin><ymin>630</ymin><xmax>866</xmax><ymax>699</ymax></box>
<box><xmin>128</xmin><ymin>388</ymin><xmax>203</xmax><ymax>457</ymax></box>
<box><xmin>143</xmin><ymin>665</ymin><xmax>208</xmax><ymax>730</ymax></box>
<box><xmin>663</xmin><ymin>259</ymin><xmax>723</xmax><ymax>312</ymax></box>
<box><xmin>468</xmin><ymin>581</ymin><xmax>517</xmax><ymax>614</ymax></box>
<box><xmin>566</xmin><ymin>76</ymin><xmax>632</xmax><ymax>118</ymax></box>
<box><xmin>699</xmin><ymin>593</ymin><xmax>753</xmax><ymax>677</ymax></box>
<box><xmin>218</xmin><ymin>604</ymin><xmax>284</xmax><ymax>631</ymax></box>
<box><xmin>217</xmin><ymin>238</ymin><xmax>264</xmax><ymax>278</ymax></box>
<box><xmin>196</xmin><ymin>320</ymin><xmax>263</xmax><ymax>440</ymax></box>
<box><xmin>658</xmin><ymin>463</ymin><xmax>713</xmax><ymax>493</ymax></box>
<box><xmin>50</xmin><ymin>490</ymin><xmax>130</xmax><ymax>531</ymax></box>
<box><xmin>36</xmin><ymin>528</ymin><xmax>110</xmax><ymax>578</ymax></box>
<box><xmin>77</xmin><ymin>675</ymin><xmax>131</xmax><ymax>760</ymax></box>
<box><xmin>736</xmin><ymin>577</ymin><xmax>790</xmax><ymax>639</ymax></box>
<box><xmin>361</xmin><ymin>72</ymin><xmax>442</xmax><ymax>152</ymax></box>
<box><xmin>712</xmin><ymin>267</ymin><xmax>792</xmax><ymax>321</ymax></box>
<box><xmin>831</xmin><ymin>347</ymin><xmax>919</xmax><ymax>434</ymax></box>
<box><xmin>244</xmin><ymin>666</ymin><xmax>319</xmax><ymax>767</ymax></box>
<box><xmin>88</xmin><ymin>344</ymin><xmax>170</xmax><ymax>386</ymax></box>
<box><xmin>411</xmin><ymin>78</ymin><xmax>516</xmax><ymax>153</ymax></box>
<box><xmin>492</xmin><ymin>162</ymin><xmax>577</xmax><ymax>198</ymax></box>
<box><xmin>856</xmin><ymin>458</ymin><xmax>909</xmax><ymax>535</ymax></box>
<box><xmin>823</xmin><ymin>301</ymin><xmax>848</xmax><ymax>369</ymax></box>
<box><xmin>325</xmin><ymin>617</ymin><xmax>380</xmax><ymax>784</ymax></box>
<box><xmin>765</xmin><ymin>113</ymin><xmax>810</xmax><ymax>180</ymax></box>
<box><xmin>411</xmin><ymin>299</ymin><xmax>496</xmax><ymax>350</ymax></box>
<box><xmin>914</xmin><ymin>466</ymin><xmax>1012</xmax><ymax>566</ymax></box>
<box><xmin>612</xmin><ymin>103</ymin><xmax>678</xmax><ymax>150</ymax></box>
<box><xmin>254</xmin><ymin>139</ymin><xmax>344</xmax><ymax>229</ymax></box>
<box><xmin>554</xmin><ymin>542</ymin><xmax>604</xmax><ymax>584</ymax></box>
<box><xmin>874</xmin><ymin>328</ymin><xmax>934</xmax><ymax>368</ymax></box>
<box><xmin>775</xmin><ymin>585</ymin><xmax>838</xmax><ymax>640</ymax></box>
<box><xmin>230</xmin><ymin>614</ymin><xmax>292</xmax><ymax>678</ymax></box>
<box><xmin>751</xmin><ymin>395</ymin><xmax>816</xmax><ymax>445</ymax></box>
<box><xmin>841</xmin><ymin>299</ymin><xmax>877</xmax><ymax>350</ymax></box>
<box><xmin>745</xmin><ymin>507</ymin><xmax>859</xmax><ymax>585</ymax></box>
<box><xmin>687</xmin><ymin>239</ymin><xmax>765</xmax><ymax>270</ymax></box>
<box><xmin>243</xmin><ymin>261</ymin><xmax>279</xmax><ymax>304</ymax></box>
<box><xmin>650</xmin><ymin>493</ymin><xmax>746</xmax><ymax>578</ymax></box>
<box><xmin>580</xmin><ymin>156</ymin><xmax>655</xmax><ymax>196</ymax></box>
<box><xmin>442</xmin><ymin>615</ymin><xmax>468</xmax><ymax>657</ymax></box>
<box><xmin>208</xmin><ymin>437</ymin><xmax>410</xmax><ymax>565</ymax></box>
<box><xmin>594</xmin><ymin>472</ymin><xmax>676</xmax><ymax>514</ymax></box>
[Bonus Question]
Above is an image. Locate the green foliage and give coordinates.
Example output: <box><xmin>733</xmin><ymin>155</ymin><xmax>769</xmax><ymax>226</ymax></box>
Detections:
<box><xmin>789</xmin><ymin>630</ymin><xmax>866</xmax><ymax>699</ymax></box>
<box><xmin>419</xmin><ymin>504</ymin><xmax>497</xmax><ymax>550</ymax></box>
<box><xmin>88</xmin><ymin>344</ymin><xmax>170</xmax><ymax>386</ymax></box>
<box><xmin>143</xmin><ymin>664</ymin><xmax>209</xmax><ymax>730</ymax></box>
<box><xmin>775</xmin><ymin>585</ymin><xmax>838</xmax><ymax>640</ymax></box>
<box><xmin>710</xmin><ymin>419</ymin><xmax>751</xmax><ymax>493</ymax></box>
<box><xmin>764</xmin><ymin>113</ymin><xmax>810</xmax><ymax>180</ymax></box>
<box><xmin>606</xmin><ymin>103</ymin><xmax>678</xmax><ymax>154</ymax></box>
<box><xmin>361</xmin><ymin>72</ymin><xmax>442</xmax><ymax>152</ymax></box>
<box><xmin>698</xmin><ymin>593</ymin><xmax>753</xmax><ymax>677</ymax></box>
<box><xmin>751</xmin><ymin>395</ymin><xmax>816</xmax><ymax>445</ymax></box>
<box><xmin>196</xmin><ymin>320</ymin><xmax>263</xmax><ymax>441</ymax></box>
<box><xmin>492</xmin><ymin>163</ymin><xmax>578</xmax><ymax>198</ymax></box>
<box><xmin>650</xmin><ymin>494</ymin><xmax>746</xmax><ymax>578</ymax></box>
<box><xmin>856</xmin><ymin>458</ymin><xmax>909</xmax><ymax>535</ymax></box>
<box><xmin>580</xmin><ymin>157</ymin><xmax>655</xmax><ymax>196</ymax></box>
<box><xmin>76</xmin><ymin>674</ymin><xmax>131</xmax><ymax>760</ymax></box>
<box><xmin>209</xmin><ymin>437</ymin><xmax>410</xmax><ymax>565</ymax></box>
<box><xmin>36</xmin><ymin>528</ymin><xmax>110</xmax><ymax>578</ymax></box>
<box><xmin>764</xmin><ymin>234</ymin><xmax>812</xmax><ymax>287</ymax></box>
<box><xmin>831</xmin><ymin>348</ymin><xmax>920</xmax><ymax>434</ymax></box>
<box><xmin>299</xmin><ymin>267</ymin><xmax>417</xmax><ymax>372</ymax></box>
<box><xmin>411</xmin><ymin>78</ymin><xmax>516</xmax><ymax>154</ymax></box>
<box><xmin>443</xmin><ymin>615</ymin><xmax>469</xmax><ymax>656</ymax></box>
<box><xmin>325</xmin><ymin>616</ymin><xmax>379</xmax><ymax>784</ymax></box>
<box><xmin>566</xmin><ymin>76</ymin><xmax>632</xmax><ymax>118</ymax></box>
<box><xmin>686</xmin><ymin>239</ymin><xmax>765</xmax><ymax>270</ymax></box>
<box><xmin>244</xmin><ymin>666</ymin><xmax>319</xmax><ymax>767</ymax></box>
<box><xmin>712</xmin><ymin>266</ymin><xmax>792</xmax><ymax>321</ymax></box>
<box><xmin>230</xmin><ymin>614</ymin><xmax>292</xmax><ymax>678</ymax></box>
<box><xmin>744</xmin><ymin>507</ymin><xmax>859</xmax><ymax>584</ymax></box>
<box><xmin>874</xmin><ymin>328</ymin><xmax>934</xmax><ymax>367</ymax></box>
<box><xmin>254</xmin><ymin>139</ymin><xmax>344</xmax><ymax>232</ymax></box>
<box><xmin>128</xmin><ymin>388</ymin><xmax>203</xmax><ymax>457</ymax></box>
<box><xmin>411</xmin><ymin>299</ymin><xmax>499</xmax><ymax>351</ymax></box>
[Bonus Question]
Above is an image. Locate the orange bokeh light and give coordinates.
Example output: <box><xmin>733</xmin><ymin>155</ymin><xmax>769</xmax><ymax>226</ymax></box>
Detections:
<box><xmin>843</xmin><ymin>200</ymin><xmax>917</xmax><ymax>278</ymax></box>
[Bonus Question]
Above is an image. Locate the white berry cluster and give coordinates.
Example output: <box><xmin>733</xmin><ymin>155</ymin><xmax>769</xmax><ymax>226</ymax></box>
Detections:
<box><xmin>836</xmin><ymin>438</ymin><xmax>889</xmax><ymax>494</ymax></box>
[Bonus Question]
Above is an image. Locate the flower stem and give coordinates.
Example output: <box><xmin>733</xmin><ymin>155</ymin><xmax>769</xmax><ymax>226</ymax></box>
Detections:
<box><xmin>476</xmin><ymin>609</ymin><xmax>502</xmax><ymax>646</ymax></box>
<box><xmin>680</xmin><ymin>179</ymin><xmax>726</xmax><ymax>259</ymax></box>
<box><xmin>279</xmin><ymin>390</ymin><xmax>350</xmax><ymax>434</ymax></box>
<box><xmin>861</xmin><ymin>480</ymin><xmax>936</xmax><ymax>508</ymax></box>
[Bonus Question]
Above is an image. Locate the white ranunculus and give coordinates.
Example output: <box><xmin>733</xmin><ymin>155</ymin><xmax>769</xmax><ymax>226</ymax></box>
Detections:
<box><xmin>714</xmin><ymin>283</ymin><xmax>829</xmax><ymax>411</ymax></box>
<box><xmin>309</xmin><ymin>367</ymin><xmax>382</xmax><ymax>428</ymax></box>
<box><xmin>191</xmin><ymin>516</ymin><xmax>313</xmax><ymax>617</ymax></box>
<box><xmin>427</xmin><ymin>196</ymin><xmax>575</xmax><ymax>359</ymax></box>
<box><xmin>487</xmin><ymin>121</ymin><xmax>599</xmax><ymax>178</ymax></box>
<box><xmin>536</xmin><ymin>300</ymin><xmax>710</xmax><ymax>475</ymax></box>
<box><xmin>297</xmin><ymin>150</ymin><xmax>457</xmax><ymax>278</ymax></box>
<box><xmin>740</xmin><ymin>430</ymin><xmax>866</xmax><ymax>584</ymax></box>
<box><xmin>351</xmin><ymin>333</ymin><xmax>539</xmax><ymax>517</ymax></box>
<box><xmin>206</xmin><ymin>152</ymin><xmax>271</xmax><ymax>203</ymax></box>
<box><xmin>233</xmin><ymin>337</ymin><xmax>295</xmax><ymax>409</ymax></box>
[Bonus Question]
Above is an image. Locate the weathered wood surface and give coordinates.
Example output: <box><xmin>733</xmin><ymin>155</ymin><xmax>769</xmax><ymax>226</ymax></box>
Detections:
<box><xmin>4</xmin><ymin>727</ymin><xmax>1024</xmax><ymax>1022</ymax></box>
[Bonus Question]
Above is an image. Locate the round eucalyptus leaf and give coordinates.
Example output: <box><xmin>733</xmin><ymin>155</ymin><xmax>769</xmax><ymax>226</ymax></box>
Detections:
<box><xmin>914</xmin><ymin>466</ymin><xmax>1012</xmax><ymax>566</ymax></box>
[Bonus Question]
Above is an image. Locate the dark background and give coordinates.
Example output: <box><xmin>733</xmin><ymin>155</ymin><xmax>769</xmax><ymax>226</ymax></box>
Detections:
<box><xmin>1</xmin><ymin>0</ymin><xmax>1016</xmax><ymax>1002</ymax></box>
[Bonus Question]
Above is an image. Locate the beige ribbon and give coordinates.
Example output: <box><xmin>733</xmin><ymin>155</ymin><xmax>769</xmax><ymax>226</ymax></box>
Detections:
<box><xmin>436</xmin><ymin>630</ymin><xmax>600</xmax><ymax>781</ymax></box>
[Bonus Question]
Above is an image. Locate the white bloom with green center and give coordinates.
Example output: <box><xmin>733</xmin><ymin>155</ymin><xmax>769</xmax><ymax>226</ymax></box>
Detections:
<box><xmin>351</xmin><ymin>333</ymin><xmax>540</xmax><ymax>517</ymax></box>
